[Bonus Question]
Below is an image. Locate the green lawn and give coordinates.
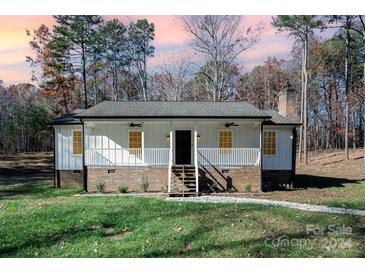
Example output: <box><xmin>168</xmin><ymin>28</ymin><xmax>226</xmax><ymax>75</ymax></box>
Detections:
<box><xmin>0</xmin><ymin>179</ymin><xmax>364</xmax><ymax>258</ymax></box>
<box><xmin>260</xmin><ymin>179</ymin><xmax>365</xmax><ymax>211</ymax></box>
<box><xmin>309</xmin><ymin>182</ymin><xmax>365</xmax><ymax>210</ymax></box>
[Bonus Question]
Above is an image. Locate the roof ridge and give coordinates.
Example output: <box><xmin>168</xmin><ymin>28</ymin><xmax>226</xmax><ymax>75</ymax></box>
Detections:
<box><xmin>100</xmin><ymin>101</ymin><xmax>251</xmax><ymax>103</ymax></box>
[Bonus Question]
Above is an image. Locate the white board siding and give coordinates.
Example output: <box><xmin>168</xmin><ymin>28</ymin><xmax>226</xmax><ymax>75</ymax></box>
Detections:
<box><xmin>262</xmin><ymin>125</ymin><xmax>294</xmax><ymax>170</ymax></box>
<box><xmin>85</xmin><ymin>121</ymin><xmax>260</xmax><ymax>150</ymax></box>
<box><xmin>190</xmin><ymin>122</ymin><xmax>260</xmax><ymax>148</ymax></box>
<box><xmin>54</xmin><ymin>125</ymin><xmax>83</xmax><ymax>170</ymax></box>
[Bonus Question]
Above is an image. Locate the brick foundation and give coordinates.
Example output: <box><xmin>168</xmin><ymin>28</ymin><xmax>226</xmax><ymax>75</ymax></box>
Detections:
<box><xmin>56</xmin><ymin>170</ymin><xmax>83</xmax><ymax>188</ymax></box>
<box><xmin>87</xmin><ymin>167</ymin><xmax>168</xmax><ymax>192</ymax></box>
<box><xmin>262</xmin><ymin>170</ymin><xmax>293</xmax><ymax>189</ymax></box>
<box><xmin>199</xmin><ymin>166</ymin><xmax>261</xmax><ymax>192</ymax></box>
<box><xmin>86</xmin><ymin>166</ymin><xmax>262</xmax><ymax>193</ymax></box>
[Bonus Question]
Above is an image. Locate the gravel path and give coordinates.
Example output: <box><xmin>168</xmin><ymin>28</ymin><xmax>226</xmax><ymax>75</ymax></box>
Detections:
<box><xmin>166</xmin><ymin>196</ymin><xmax>365</xmax><ymax>217</ymax></box>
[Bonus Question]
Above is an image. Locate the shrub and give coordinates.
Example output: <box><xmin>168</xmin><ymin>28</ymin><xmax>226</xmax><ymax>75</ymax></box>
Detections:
<box><xmin>228</xmin><ymin>187</ymin><xmax>237</xmax><ymax>193</ymax></box>
<box><xmin>96</xmin><ymin>181</ymin><xmax>106</xmax><ymax>193</ymax></box>
<box><xmin>118</xmin><ymin>185</ymin><xmax>128</xmax><ymax>193</ymax></box>
<box><xmin>140</xmin><ymin>174</ymin><xmax>149</xmax><ymax>192</ymax></box>
<box><xmin>244</xmin><ymin>184</ymin><xmax>252</xmax><ymax>193</ymax></box>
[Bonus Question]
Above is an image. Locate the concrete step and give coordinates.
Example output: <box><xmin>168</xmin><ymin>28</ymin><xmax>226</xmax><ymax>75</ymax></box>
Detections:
<box><xmin>169</xmin><ymin>192</ymin><xmax>198</xmax><ymax>197</ymax></box>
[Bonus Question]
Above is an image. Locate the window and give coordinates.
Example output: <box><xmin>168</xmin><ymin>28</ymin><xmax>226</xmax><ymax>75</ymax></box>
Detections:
<box><xmin>128</xmin><ymin>131</ymin><xmax>142</xmax><ymax>149</ymax></box>
<box><xmin>72</xmin><ymin>130</ymin><xmax>82</xmax><ymax>155</ymax></box>
<box><xmin>263</xmin><ymin>131</ymin><xmax>276</xmax><ymax>155</ymax></box>
<box><xmin>219</xmin><ymin>130</ymin><xmax>232</xmax><ymax>149</ymax></box>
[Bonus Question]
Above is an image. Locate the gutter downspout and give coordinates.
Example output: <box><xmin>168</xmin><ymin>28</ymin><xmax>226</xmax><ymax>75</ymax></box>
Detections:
<box><xmin>260</xmin><ymin>121</ymin><xmax>264</xmax><ymax>191</ymax></box>
<box><xmin>82</xmin><ymin>119</ymin><xmax>87</xmax><ymax>192</ymax></box>
<box><xmin>291</xmin><ymin>127</ymin><xmax>297</xmax><ymax>188</ymax></box>
<box><xmin>53</xmin><ymin>126</ymin><xmax>56</xmax><ymax>188</ymax></box>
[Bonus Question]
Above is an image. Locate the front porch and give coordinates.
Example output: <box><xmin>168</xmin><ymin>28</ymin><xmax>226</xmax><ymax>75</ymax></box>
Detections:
<box><xmin>83</xmin><ymin>120</ymin><xmax>262</xmax><ymax>194</ymax></box>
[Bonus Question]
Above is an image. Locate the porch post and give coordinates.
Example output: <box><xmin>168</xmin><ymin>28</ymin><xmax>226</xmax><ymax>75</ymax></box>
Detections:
<box><xmin>194</xmin><ymin>124</ymin><xmax>199</xmax><ymax>193</ymax></box>
<box><xmin>258</xmin><ymin>122</ymin><xmax>262</xmax><ymax>166</ymax></box>
<box><xmin>82</xmin><ymin>120</ymin><xmax>88</xmax><ymax>192</ymax></box>
<box><xmin>141</xmin><ymin>122</ymin><xmax>145</xmax><ymax>165</ymax></box>
<box><xmin>167</xmin><ymin>129</ymin><xmax>173</xmax><ymax>193</ymax></box>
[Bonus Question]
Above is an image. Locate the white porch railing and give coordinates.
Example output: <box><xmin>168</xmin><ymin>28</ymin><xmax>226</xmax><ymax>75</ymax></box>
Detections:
<box><xmin>85</xmin><ymin>147</ymin><xmax>260</xmax><ymax>167</ymax></box>
<box><xmin>197</xmin><ymin>148</ymin><xmax>261</xmax><ymax>167</ymax></box>
<box><xmin>85</xmin><ymin>148</ymin><xmax>169</xmax><ymax>166</ymax></box>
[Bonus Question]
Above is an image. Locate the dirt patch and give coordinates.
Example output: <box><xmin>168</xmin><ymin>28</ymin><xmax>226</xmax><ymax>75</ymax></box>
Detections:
<box><xmin>101</xmin><ymin>226</ymin><xmax>129</xmax><ymax>240</ymax></box>
<box><xmin>29</xmin><ymin>196</ymin><xmax>74</xmax><ymax>207</ymax></box>
<box><xmin>296</xmin><ymin>148</ymin><xmax>365</xmax><ymax>181</ymax></box>
<box><xmin>104</xmin><ymin>232</ymin><xmax>129</xmax><ymax>240</ymax></box>
<box><xmin>0</xmin><ymin>152</ymin><xmax>53</xmax><ymax>197</ymax></box>
<box><xmin>250</xmin><ymin>148</ymin><xmax>365</xmax><ymax>203</ymax></box>
<box><xmin>88</xmin><ymin>224</ymin><xmax>129</xmax><ymax>238</ymax></box>
<box><xmin>0</xmin><ymin>152</ymin><xmax>53</xmax><ymax>181</ymax></box>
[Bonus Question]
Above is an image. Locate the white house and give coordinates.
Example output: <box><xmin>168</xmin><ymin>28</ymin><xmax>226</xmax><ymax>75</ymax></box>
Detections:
<box><xmin>51</xmin><ymin>87</ymin><xmax>300</xmax><ymax>194</ymax></box>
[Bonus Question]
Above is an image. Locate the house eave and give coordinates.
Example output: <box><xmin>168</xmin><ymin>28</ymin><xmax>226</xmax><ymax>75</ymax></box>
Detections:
<box><xmin>263</xmin><ymin>121</ymin><xmax>301</xmax><ymax>126</ymax></box>
<box><xmin>49</xmin><ymin>121</ymin><xmax>83</xmax><ymax>125</ymax></box>
<box><xmin>75</xmin><ymin>115</ymin><xmax>272</xmax><ymax>120</ymax></box>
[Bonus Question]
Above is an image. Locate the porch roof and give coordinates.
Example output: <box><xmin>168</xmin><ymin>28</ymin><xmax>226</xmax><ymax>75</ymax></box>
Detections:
<box><xmin>263</xmin><ymin>110</ymin><xmax>301</xmax><ymax>125</ymax></box>
<box><xmin>74</xmin><ymin>101</ymin><xmax>271</xmax><ymax>119</ymax></box>
<box><xmin>50</xmin><ymin>109</ymin><xmax>83</xmax><ymax>125</ymax></box>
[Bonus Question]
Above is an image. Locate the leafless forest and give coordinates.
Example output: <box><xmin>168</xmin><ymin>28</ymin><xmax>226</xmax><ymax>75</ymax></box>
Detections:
<box><xmin>0</xmin><ymin>15</ymin><xmax>364</xmax><ymax>166</ymax></box>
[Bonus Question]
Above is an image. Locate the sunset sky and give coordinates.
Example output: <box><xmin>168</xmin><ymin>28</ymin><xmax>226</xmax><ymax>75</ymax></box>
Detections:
<box><xmin>0</xmin><ymin>15</ymin><xmax>333</xmax><ymax>85</ymax></box>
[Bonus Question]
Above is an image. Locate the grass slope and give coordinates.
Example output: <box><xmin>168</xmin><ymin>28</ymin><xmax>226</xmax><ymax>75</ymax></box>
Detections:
<box><xmin>0</xmin><ymin>180</ymin><xmax>364</xmax><ymax>258</ymax></box>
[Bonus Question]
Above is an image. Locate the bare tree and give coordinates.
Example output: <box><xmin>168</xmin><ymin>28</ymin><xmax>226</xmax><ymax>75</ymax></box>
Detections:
<box><xmin>126</xmin><ymin>19</ymin><xmax>155</xmax><ymax>101</ymax></box>
<box><xmin>181</xmin><ymin>16</ymin><xmax>263</xmax><ymax>101</ymax></box>
<box><xmin>359</xmin><ymin>16</ymin><xmax>365</xmax><ymax>166</ymax></box>
<box><xmin>151</xmin><ymin>58</ymin><xmax>193</xmax><ymax>101</ymax></box>
<box><xmin>272</xmin><ymin>16</ymin><xmax>323</xmax><ymax>165</ymax></box>
<box><xmin>325</xmin><ymin>16</ymin><xmax>362</xmax><ymax>161</ymax></box>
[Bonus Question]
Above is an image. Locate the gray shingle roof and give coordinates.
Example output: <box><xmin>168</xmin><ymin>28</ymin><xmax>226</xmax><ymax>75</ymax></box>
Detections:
<box><xmin>264</xmin><ymin>110</ymin><xmax>301</xmax><ymax>125</ymax></box>
<box><xmin>51</xmin><ymin>109</ymin><xmax>83</xmax><ymax>125</ymax></box>
<box><xmin>51</xmin><ymin>102</ymin><xmax>301</xmax><ymax>125</ymax></box>
<box><xmin>74</xmin><ymin>101</ymin><xmax>271</xmax><ymax>119</ymax></box>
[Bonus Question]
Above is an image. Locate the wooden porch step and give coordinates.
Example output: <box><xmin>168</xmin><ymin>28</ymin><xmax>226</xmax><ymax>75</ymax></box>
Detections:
<box><xmin>172</xmin><ymin>168</ymin><xmax>195</xmax><ymax>172</ymax></box>
<box><xmin>173</xmin><ymin>172</ymin><xmax>195</xmax><ymax>176</ymax></box>
<box><xmin>172</xmin><ymin>184</ymin><xmax>196</xmax><ymax>189</ymax></box>
<box><xmin>171</xmin><ymin>164</ymin><xmax>197</xmax><ymax>194</ymax></box>
<box><xmin>174</xmin><ymin>175</ymin><xmax>195</xmax><ymax>179</ymax></box>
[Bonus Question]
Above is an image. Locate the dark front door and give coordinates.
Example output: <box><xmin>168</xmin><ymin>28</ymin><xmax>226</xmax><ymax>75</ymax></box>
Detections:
<box><xmin>175</xmin><ymin>130</ymin><xmax>191</xmax><ymax>165</ymax></box>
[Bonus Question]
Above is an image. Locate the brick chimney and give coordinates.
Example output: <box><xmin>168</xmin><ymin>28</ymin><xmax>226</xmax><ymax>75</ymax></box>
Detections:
<box><xmin>278</xmin><ymin>83</ymin><xmax>297</xmax><ymax>119</ymax></box>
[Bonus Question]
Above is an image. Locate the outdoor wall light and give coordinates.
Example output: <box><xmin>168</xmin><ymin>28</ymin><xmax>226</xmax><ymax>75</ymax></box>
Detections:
<box><xmin>166</xmin><ymin>135</ymin><xmax>170</xmax><ymax>142</ymax></box>
<box><xmin>197</xmin><ymin>135</ymin><xmax>201</xmax><ymax>142</ymax></box>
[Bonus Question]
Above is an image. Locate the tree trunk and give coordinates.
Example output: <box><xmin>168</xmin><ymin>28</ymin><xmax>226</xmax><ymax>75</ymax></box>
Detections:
<box><xmin>214</xmin><ymin>59</ymin><xmax>218</xmax><ymax>101</ymax></box>
<box><xmin>94</xmin><ymin>72</ymin><xmax>97</xmax><ymax>106</ymax></box>
<box><xmin>298</xmin><ymin>49</ymin><xmax>305</xmax><ymax>163</ymax></box>
<box><xmin>81</xmin><ymin>42</ymin><xmax>88</xmax><ymax>109</ymax></box>
<box><xmin>303</xmin><ymin>36</ymin><xmax>308</xmax><ymax>165</ymax></box>
<box><xmin>352</xmin><ymin>108</ymin><xmax>356</xmax><ymax>149</ymax></box>
<box><xmin>62</xmin><ymin>91</ymin><xmax>69</xmax><ymax>114</ymax></box>
<box><xmin>115</xmin><ymin>66</ymin><xmax>119</xmax><ymax>101</ymax></box>
<box><xmin>143</xmin><ymin>41</ymin><xmax>148</xmax><ymax>101</ymax></box>
<box><xmin>362</xmin><ymin>16</ymin><xmax>365</xmax><ymax>166</ymax></box>
<box><xmin>361</xmin><ymin>53</ymin><xmax>365</xmax><ymax>167</ymax></box>
<box><xmin>344</xmin><ymin>17</ymin><xmax>350</xmax><ymax>161</ymax></box>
